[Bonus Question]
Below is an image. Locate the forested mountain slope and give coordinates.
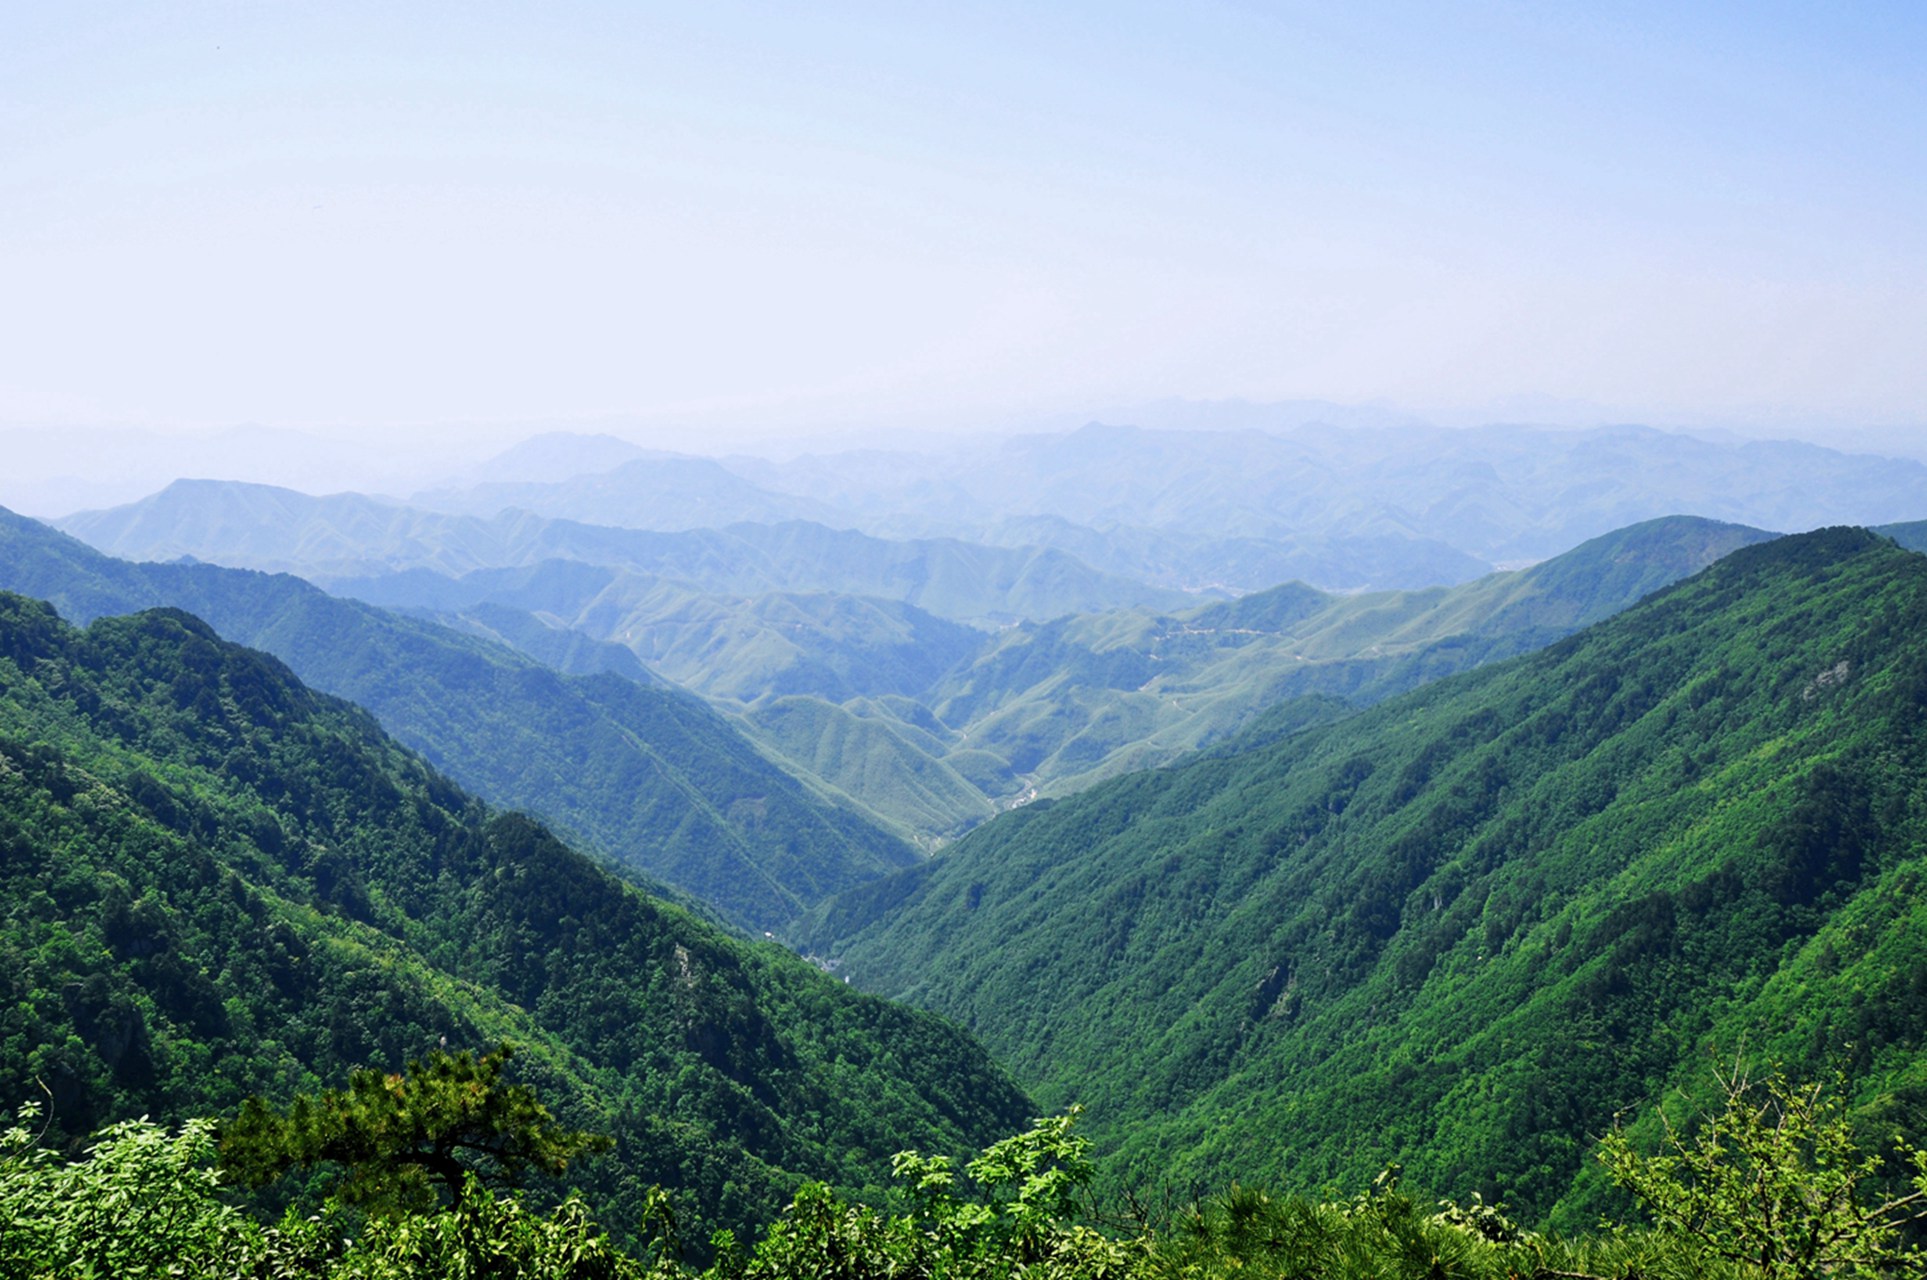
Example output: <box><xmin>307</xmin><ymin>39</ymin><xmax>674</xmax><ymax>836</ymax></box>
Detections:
<box><xmin>400</xmin><ymin>516</ymin><xmax>1770</xmax><ymax>843</ymax></box>
<box><xmin>0</xmin><ymin>507</ymin><xmax>915</xmax><ymax>929</ymax></box>
<box><xmin>730</xmin><ymin>517</ymin><xmax>1774</xmax><ymax>837</ymax></box>
<box><xmin>42</xmin><ymin>491</ymin><xmax>1789</xmax><ymax>855</ymax></box>
<box><xmin>914</xmin><ymin>515</ymin><xmax>1778</xmax><ymax>798</ymax></box>
<box><xmin>0</xmin><ymin>591</ymin><xmax>1031</xmax><ymax>1235</ymax></box>
<box><xmin>798</xmin><ymin>527</ymin><xmax>1927</xmax><ymax>1226</ymax></box>
<box><xmin>1878</xmin><ymin>518</ymin><xmax>1927</xmax><ymax>554</ymax></box>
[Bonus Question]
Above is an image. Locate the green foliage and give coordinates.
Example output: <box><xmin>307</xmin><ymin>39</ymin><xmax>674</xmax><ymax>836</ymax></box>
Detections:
<box><xmin>802</xmin><ymin>528</ymin><xmax>1927</xmax><ymax>1222</ymax></box>
<box><xmin>15</xmin><ymin>1079</ymin><xmax>1927</xmax><ymax>1280</ymax></box>
<box><xmin>1600</xmin><ymin>1063</ymin><xmax>1927</xmax><ymax>1278</ymax></box>
<box><xmin>293</xmin><ymin>1182</ymin><xmax>651</xmax><ymax>1280</ymax></box>
<box><xmin>0</xmin><ymin>1100</ymin><xmax>253</xmax><ymax>1278</ymax></box>
<box><xmin>223</xmin><ymin>1045</ymin><xmax>609</xmax><ymax>1210</ymax></box>
<box><xmin>1146</xmin><ymin>1173</ymin><xmax>1735</xmax><ymax>1280</ymax></box>
<box><xmin>0</xmin><ymin>587</ymin><xmax>1034</xmax><ymax>1238</ymax></box>
<box><xmin>702</xmin><ymin>1108</ymin><xmax>1142</xmax><ymax>1280</ymax></box>
<box><xmin>0</xmin><ymin>1098</ymin><xmax>644</xmax><ymax>1279</ymax></box>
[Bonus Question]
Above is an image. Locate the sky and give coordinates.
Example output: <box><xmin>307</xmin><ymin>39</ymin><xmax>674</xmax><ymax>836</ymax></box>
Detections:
<box><xmin>4</xmin><ymin>2</ymin><xmax>1925</xmax><ymax>453</ymax></box>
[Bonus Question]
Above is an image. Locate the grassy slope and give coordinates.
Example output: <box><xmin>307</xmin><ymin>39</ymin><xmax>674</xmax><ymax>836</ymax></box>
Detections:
<box><xmin>798</xmin><ymin>528</ymin><xmax>1927</xmax><ymax>1225</ymax></box>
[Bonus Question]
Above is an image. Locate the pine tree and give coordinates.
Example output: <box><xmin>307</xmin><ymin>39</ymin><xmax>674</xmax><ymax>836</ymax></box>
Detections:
<box><xmin>220</xmin><ymin>1044</ymin><xmax>608</xmax><ymax>1211</ymax></box>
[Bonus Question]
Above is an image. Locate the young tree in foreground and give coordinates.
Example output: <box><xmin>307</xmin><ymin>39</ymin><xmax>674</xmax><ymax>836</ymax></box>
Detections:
<box><xmin>0</xmin><ymin>1101</ymin><xmax>253</xmax><ymax>1277</ymax></box>
<box><xmin>220</xmin><ymin>1043</ymin><xmax>609</xmax><ymax>1212</ymax></box>
<box><xmin>1599</xmin><ymin>1062</ymin><xmax>1927</xmax><ymax>1279</ymax></box>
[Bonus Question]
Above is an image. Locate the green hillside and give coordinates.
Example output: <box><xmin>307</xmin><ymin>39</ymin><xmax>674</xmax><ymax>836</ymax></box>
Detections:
<box><xmin>797</xmin><ymin>527</ymin><xmax>1927</xmax><ymax>1225</ymax></box>
<box><xmin>0</xmin><ymin>591</ymin><xmax>1032</xmax><ymax>1236</ymax></box>
<box><xmin>1878</xmin><ymin>518</ymin><xmax>1927</xmax><ymax>554</ymax></box>
<box><xmin>0</xmin><ymin>507</ymin><xmax>916</xmax><ymax>930</ymax></box>
<box><xmin>739</xmin><ymin>695</ymin><xmax>1004</xmax><ymax>843</ymax></box>
<box><xmin>910</xmin><ymin>515</ymin><xmax>1777</xmax><ymax>802</ymax></box>
<box><xmin>613</xmin><ymin>516</ymin><xmax>1778</xmax><ymax>839</ymax></box>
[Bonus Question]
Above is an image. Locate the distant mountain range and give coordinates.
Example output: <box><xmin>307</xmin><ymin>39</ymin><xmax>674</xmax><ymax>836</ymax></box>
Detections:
<box><xmin>724</xmin><ymin>420</ymin><xmax>1927</xmax><ymax>578</ymax></box>
<box><xmin>44</xmin><ymin>482</ymin><xmax>1810</xmax><ymax>845</ymax></box>
<box><xmin>0</xmin><ymin>508</ymin><xmax>914</xmax><ymax>930</ymax></box>
<box><xmin>349</xmin><ymin>516</ymin><xmax>1783</xmax><ymax>841</ymax></box>
<box><xmin>63</xmin><ymin>419</ymin><xmax>1927</xmax><ymax>599</ymax></box>
<box><xmin>797</xmin><ymin>527</ymin><xmax>1927</xmax><ymax>1226</ymax></box>
<box><xmin>413</xmin><ymin>453</ymin><xmax>848</xmax><ymax>530</ymax></box>
<box><xmin>59</xmin><ymin>480</ymin><xmax>1195</xmax><ymax>622</ymax></box>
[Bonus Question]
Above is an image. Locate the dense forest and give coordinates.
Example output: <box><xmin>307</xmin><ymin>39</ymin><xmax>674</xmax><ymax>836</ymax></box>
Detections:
<box><xmin>798</xmin><ymin>528</ymin><xmax>1927</xmax><ymax>1227</ymax></box>
<box><xmin>5</xmin><ymin>518</ymin><xmax>1927</xmax><ymax>1275</ymax></box>
<box><xmin>0</xmin><ymin>590</ymin><xmax>1030</xmax><ymax>1242</ymax></box>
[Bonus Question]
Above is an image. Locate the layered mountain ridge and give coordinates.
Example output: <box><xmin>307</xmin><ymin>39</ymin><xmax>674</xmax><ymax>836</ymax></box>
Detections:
<box><xmin>46</xmin><ymin>483</ymin><xmax>1792</xmax><ymax>846</ymax></box>
<box><xmin>0</xmin><ymin>507</ymin><xmax>913</xmax><ymax>930</ymax></box>
<box><xmin>796</xmin><ymin>527</ymin><xmax>1927</xmax><ymax>1225</ymax></box>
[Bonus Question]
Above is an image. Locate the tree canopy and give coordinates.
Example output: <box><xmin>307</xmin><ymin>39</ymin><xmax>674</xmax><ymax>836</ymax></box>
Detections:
<box><xmin>220</xmin><ymin>1044</ymin><xmax>608</xmax><ymax>1209</ymax></box>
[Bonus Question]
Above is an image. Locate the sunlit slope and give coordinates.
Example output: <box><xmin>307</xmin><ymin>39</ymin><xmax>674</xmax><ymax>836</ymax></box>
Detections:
<box><xmin>0</xmin><ymin>507</ymin><xmax>915</xmax><ymax>929</ymax></box>
<box><xmin>918</xmin><ymin>516</ymin><xmax>1778</xmax><ymax>797</ymax></box>
<box><xmin>799</xmin><ymin>527</ymin><xmax>1927</xmax><ymax>1223</ymax></box>
<box><xmin>738</xmin><ymin>695</ymin><xmax>1004</xmax><ymax>843</ymax></box>
<box><xmin>0</xmin><ymin>592</ymin><xmax>1032</xmax><ymax>1234</ymax></box>
<box><xmin>726</xmin><ymin>517</ymin><xmax>1776</xmax><ymax>838</ymax></box>
<box><xmin>447</xmin><ymin>570</ymin><xmax>987</xmax><ymax>703</ymax></box>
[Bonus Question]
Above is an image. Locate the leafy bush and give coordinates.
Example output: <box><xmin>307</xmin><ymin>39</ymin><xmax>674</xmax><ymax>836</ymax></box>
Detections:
<box><xmin>1600</xmin><ymin>1063</ymin><xmax>1927</xmax><ymax>1278</ymax></box>
<box><xmin>0</xmin><ymin>1100</ymin><xmax>253</xmax><ymax>1278</ymax></box>
<box><xmin>8</xmin><ymin>1067</ymin><xmax>1925</xmax><ymax>1279</ymax></box>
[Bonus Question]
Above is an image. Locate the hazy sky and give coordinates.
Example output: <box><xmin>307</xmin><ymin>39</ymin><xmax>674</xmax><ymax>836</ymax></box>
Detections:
<box><xmin>5</xmin><ymin>3</ymin><xmax>1925</xmax><ymax>444</ymax></box>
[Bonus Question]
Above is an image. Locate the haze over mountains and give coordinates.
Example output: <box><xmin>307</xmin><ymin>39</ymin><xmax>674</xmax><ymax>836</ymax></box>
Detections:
<box><xmin>57</xmin><ymin>418</ymin><xmax>1927</xmax><ymax>593</ymax></box>
<box><xmin>393</xmin><ymin>419</ymin><xmax>1927</xmax><ymax>583</ymax></box>
<box><xmin>47</xmin><ymin>415</ymin><xmax>1926</xmax><ymax>848</ymax></box>
<box><xmin>7</xmin><ymin>412</ymin><xmax>1927</xmax><ymax>1249</ymax></box>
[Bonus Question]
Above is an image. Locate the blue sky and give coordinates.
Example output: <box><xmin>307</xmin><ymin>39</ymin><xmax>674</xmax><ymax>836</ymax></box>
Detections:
<box><xmin>4</xmin><ymin>2</ymin><xmax>1923</xmax><ymax>444</ymax></box>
